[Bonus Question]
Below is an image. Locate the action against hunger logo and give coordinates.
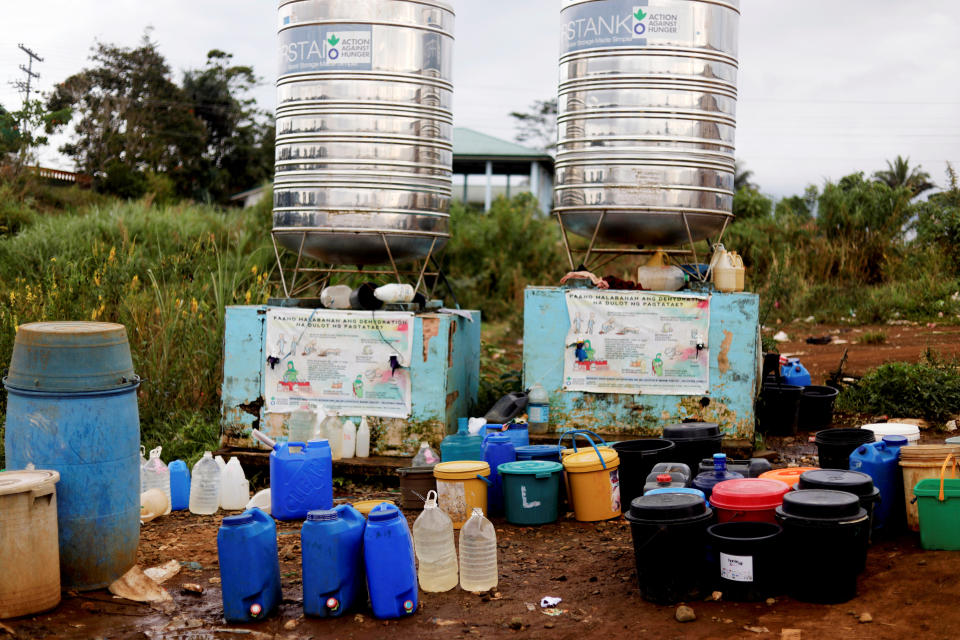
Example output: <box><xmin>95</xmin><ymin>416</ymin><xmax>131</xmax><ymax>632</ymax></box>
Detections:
<box><xmin>633</xmin><ymin>7</ymin><xmax>647</xmax><ymax>35</ymax></box>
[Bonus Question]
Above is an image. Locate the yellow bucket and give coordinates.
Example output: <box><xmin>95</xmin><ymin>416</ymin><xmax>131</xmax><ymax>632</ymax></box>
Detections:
<box><xmin>433</xmin><ymin>461</ymin><xmax>491</xmax><ymax>529</ymax></box>
<box><xmin>352</xmin><ymin>499</ymin><xmax>395</xmax><ymax>516</ymax></box>
<box><xmin>563</xmin><ymin>448</ymin><xmax>621</xmax><ymax>521</ymax></box>
<box><xmin>900</xmin><ymin>445</ymin><xmax>960</xmax><ymax>531</ymax></box>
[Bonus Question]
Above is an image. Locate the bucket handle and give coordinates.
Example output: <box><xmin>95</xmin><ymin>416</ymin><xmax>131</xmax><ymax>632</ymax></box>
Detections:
<box><xmin>558</xmin><ymin>429</ymin><xmax>608</xmax><ymax>470</ymax></box>
<box><xmin>938</xmin><ymin>454</ymin><xmax>959</xmax><ymax>502</ymax></box>
<box><xmin>476</xmin><ymin>474</ymin><xmax>492</xmax><ymax>486</ymax></box>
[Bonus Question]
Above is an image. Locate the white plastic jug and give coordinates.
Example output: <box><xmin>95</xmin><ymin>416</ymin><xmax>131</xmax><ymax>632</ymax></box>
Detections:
<box><xmin>341</xmin><ymin>420</ymin><xmax>357</xmax><ymax>458</ymax></box>
<box><xmin>374</xmin><ymin>283</ymin><xmax>416</xmax><ymax>304</ymax></box>
<box><xmin>730</xmin><ymin>251</ymin><xmax>745</xmax><ymax>291</ymax></box>
<box><xmin>412</xmin><ymin>441</ymin><xmax>440</xmax><ymax>467</ymax></box>
<box><xmin>711</xmin><ymin>244</ymin><xmax>741</xmax><ymax>292</ymax></box>
<box><xmin>321</xmin><ymin>414</ymin><xmax>344</xmax><ymax>460</ymax></box>
<box><xmin>141</xmin><ymin>447</ymin><xmax>171</xmax><ymax>512</ymax></box>
<box><xmin>139</xmin><ymin>445</ymin><xmax>147</xmax><ymax>494</ymax></box>
<box><xmin>356</xmin><ymin>417</ymin><xmax>371</xmax><ymax>458</ymax></box>
<box><xmin>320</xmin><ymin>284</ymin><xmax>353</xmax><ymax>309</ymax></box>
<box><xmin>189</xmin><ymin>452</ymin><xmax>221</xmax><ymax>515</ymax></box>
<box><xmin>412</xmin><ymin>490</ymin><xmax>458</xmax><ymax>592</ymax></box>
<box><xmin>636</xmin><ymin>249</ymin><xmax>687</xmax><ymax>291</ymax></box>
<box><xmin>219</xmin><ymin>458</ymin><xmax>250</xmax><ymax>510</ymax></box>
<box><xmin>288</xmin><ymin>407</ymin><xmax>316</xmax><ymax>444</ymax></box>
<box><xmin>459</xmin><ymin>507</ymin><xmax>498</xmax><ymax>592</ymax></box>
<box><xmin>140</xmin><ymin>489</ymin><xmax>170</xmax><ymax>523</ymax></box>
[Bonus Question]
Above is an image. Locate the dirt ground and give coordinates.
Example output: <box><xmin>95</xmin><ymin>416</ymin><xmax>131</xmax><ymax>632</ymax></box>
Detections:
<box><xmin>5</xmin><ymin>485</ymin><xmax>960</xmax><ymax>640</ymax></box>
<box><xmin>768</xmin><ymin>322</ymin><xmax>960</xmax><ymax>384</ymax></box>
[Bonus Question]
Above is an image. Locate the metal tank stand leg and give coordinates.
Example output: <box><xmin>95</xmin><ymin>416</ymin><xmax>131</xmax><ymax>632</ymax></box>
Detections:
<box><xmin>556</xmin><ymin>213</ymin><xmax>577</xmax><ymax>271</ymax></box>
<box><xmin>703</xmin><ymin>217</ymin><xmax>731</xmax><ymax>283</ymax></box>
<box><xmin>582</xmin><ymin>211</ymin><xmax>607</xmax><ymax>269</ymax></box>
<box><xmin>680</xmin><ymin>212</ymin><xmax>700</xmax><ymax>273</ymax></box>
<box><xmin>270</xmin><ymin>232</ymin><xmax>292</xmax><ymax>299</ymax></box>
<box><xmin>414</xmin><ymin>238</ymin><xmax>438</xmax><ymax>294</ymax></box>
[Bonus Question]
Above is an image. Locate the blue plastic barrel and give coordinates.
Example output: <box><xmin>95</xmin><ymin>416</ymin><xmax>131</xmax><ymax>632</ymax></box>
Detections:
<box><xmin>515</xmin><ymin>444</ymin><xmax>565</xmax><ymax>463</ymax></box>
<box><xmin>270</xmin><ymin>440</ymin><xmax>333</xmax><ymax>520</ymax></box>
<box><xmin>850</xmin><ymin>438</ymin><xmax>904</xmax><ymax>533</ymax></box>
<box><xmin>302</xmin><ymin>505</ymin><xmax>366</xmax><ymax>617</ymax></box>
<box><xmin>4</xmin><ymin>321</ymin><xmax>141</xmax><ymax>591</ymax></box>
<box><xmin>483</xmin><ymin>433</ymin><xmax>516</xmax><ymax>515</ymax></box>
<box><xmin>169</xmin><ymin>460</ymin><xmax>190</xmax><ymax>511</ymax></box>
<box><xmin>217</xmin><ymin>508</ymin><xmax>282</xmax><ymax>623</ymax></box>
<box><xmin>364</xmin><ymin>503</ymin><xmax>417</xmax><ymax>619</ymax></box>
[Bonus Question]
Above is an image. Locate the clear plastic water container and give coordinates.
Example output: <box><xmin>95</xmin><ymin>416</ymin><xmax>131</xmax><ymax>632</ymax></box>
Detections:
<box><xmin>412</xmin><ymin>490</ymin><xmax>458</xmax><ymax>592</ymax></box>
<box><xmin>189</xmin><ymin>452</ymin><xmax>221</xmax><ymax>515</ymax></box>
<box><xmin>458</xmin><ymin>507</ymin><xmax>498</xmax><ymax>592</ymax></box>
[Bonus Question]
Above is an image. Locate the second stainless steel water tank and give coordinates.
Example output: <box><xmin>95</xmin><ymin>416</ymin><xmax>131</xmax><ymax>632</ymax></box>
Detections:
<box><xmin>274</xmin><ymin>0</ymin><xmax>455</xmax><ymax>265</ymax></box>
<box><xmin>556</xmin><ymin>0</ymin><xmax>740</xmax><ymax>247</ymax></box>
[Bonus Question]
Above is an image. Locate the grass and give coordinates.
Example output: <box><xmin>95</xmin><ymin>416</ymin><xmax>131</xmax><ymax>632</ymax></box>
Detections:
<box><xmin>858</xmin><ymin>330</ymin><xmax>887</xmax><ymax>345</ymax></box>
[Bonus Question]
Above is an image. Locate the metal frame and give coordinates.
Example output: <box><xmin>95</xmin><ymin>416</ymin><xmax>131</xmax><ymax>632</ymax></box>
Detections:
<box><xmin>556</xmin><ymin>210</ymin><xmax>730</xmax><ymax>282</ymax></box>
<box><xmin>270</xmin><ymin>230</ymin><xmax>441</xmax><ymax>299</ymax></box>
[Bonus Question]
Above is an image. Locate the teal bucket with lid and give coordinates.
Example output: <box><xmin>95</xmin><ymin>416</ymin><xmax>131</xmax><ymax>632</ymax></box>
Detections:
<box><xmin>498</xmin><ymin>460</ymin><xmax>563</xmax><ymax>525</ymax></box>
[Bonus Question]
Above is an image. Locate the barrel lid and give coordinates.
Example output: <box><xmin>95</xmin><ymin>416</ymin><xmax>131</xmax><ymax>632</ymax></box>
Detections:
<box><xmin>861</xmin><ymin>423</ymin><xmax>920</xmax><ymax>439</ymax></box>
<box><xmin>367</xmin><ymin>502</ymin><xmax>401</xmax><ymax>522</ymax></box>
<box><xmin>222</xmin><ymin>512</ymin><xmax>254</xmax><ymax>526</ymax></box>
<box><xmin>484</xmin><ymin>433</ymin><xmax>512</xmax><ymax>444</ymax></box>
<box><xmin>352</xmin><ymin>499</ymin><xmax>394</xmax><ymax>516</ymax></box>
<box><xmin>306</xmin><ymin>509</ymin><xmax>338</xmax><ymax>521</ymax></box>
<box><xmin>797</xmin><ymin>469</ymin><xmax>875</xmax><ymax>496</ymax></box>
<box><xmin>814</xmin><ymin>428</ymin><xmax>875</xmax><ymax>444</ymax></box>
<box><xmin>515</xmin><ymin>444</ymin><xmax>564</xmax><ymax>456</ymax></box>
<box><xmin>0</xmin><ymin>470</ymin><xmax>59</xmax><ymax>496</ymax></box>
<box><xmin>7</xmin><ymin>321</ymin><xmax>136</xmax><ymax>392</ymax></box>
<box><xmin>709</xmin><ymin>478</ymin><xmax>791</xmax><ymax>511</ymax></box>
<box><xmin>661</xmin><ymin>422</ymin><xmax>721</xmax><ymax>440</ymax></box>
<box><xmin>498</xmin><ymin>460</ymin><xmax>563</xmax><ymax>475</ymax></box>
<box><xmin>433</xmin><ymin>460</ymin><xmax>490</xmax><ymax>480</ymax></box>
<box><xmin>758</xmin><ymin>467</ymin><xmax>817</xmax><ymax>483</ymax></box>
<box><xmin>644</xmin><ymin>487</ymin><xmax>706</xmax><ymax>500</ymax></box>
<box><xmin>627</xmin><ymin>492</ymin><xmax>709</xmax><ymax>523</ymax></box>
<box><xmin>777</xmin><ymin>489</ymin><xmax>865</xmax><ymax>521</ymax></box>
<box><xmin>563</xmin><ymin>448</ymin><xmax>619</xmax><ymax>472</ymax></box>
<box><xmin>882</xmin><ymin>435</ymin><xmax>909</xmax><ymax>447</ymax></box>
<box><xmin>397</xmin><ymin>465</ymin><xmax>436</xmax><ymax>476</ymax></box>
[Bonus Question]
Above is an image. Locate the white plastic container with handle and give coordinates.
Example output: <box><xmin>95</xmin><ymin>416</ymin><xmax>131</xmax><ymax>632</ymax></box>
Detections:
<box><xmin>356</xmin><ymin>417</ymin><xmax>371</xmax><ymax>458</ymax></box>
<box><xmin>219</xmin><ymin>458</ymin><xmax>250</xmax><ymax>510</ymax></box>
<box><xmin>459</xmin><ymin>507</ymin><xmax>498</xmax><ymax>592</ymax></box>
<box><xmin>341</xmin><ymin>419</ymin><xmax>357</xmax><ymax>458</ymax></box>
<box><xmin>189</xmin><ymin>452</ymin><xmax>221</xmax><ymax>515</ymax></box>
<box><xmin>413</xmin><ymin>490</ymin><xmax>458</xmax><ymax>592</ymax></box>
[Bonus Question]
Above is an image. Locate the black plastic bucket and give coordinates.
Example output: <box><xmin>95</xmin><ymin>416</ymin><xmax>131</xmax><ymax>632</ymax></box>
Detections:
<box><xmin>796</xmin><ymin>469</ymin><xmax>881</xmax><ymax>550</ymax></box>
<box><xmin>815</xmin><ymin>428</ymin><xmax>875</xmax><ymax>470</ymax></box>
<box><xmin>706</xmin><ymin>521</ymin><xmax>783</xmax><ymax>601</ymax></box>
<box><xmin>396</xmin><ymin>466</ymin><xmax>437</xmax><ymax>510</ymax></box>
<box><xmin>775</xmin><ymin>490</ymin><xmax>870</xmax><ymax>604</ymax></box>
<box><xmin>625</xmin><ymin>492</ymin><xmax>714</xmax><ymax>605</ymax></box>
<box><xmin>661</xmin><ymin>422</ymin><xmax>723</xmax><ymax>476</ymax></box>
<box><xmin>757</xmin><ymin>383</ymin><xmax>803</xmax><ymax>436</ymax></box>
<box><xmin>612</xmin><ymin>439</ymin><xmax>676</xmax><ymax>513</ymax></box>
<box><xmin>798</xmin><ymin>385</ymin><xmax>839</xmax><ymax>430</ymax></box>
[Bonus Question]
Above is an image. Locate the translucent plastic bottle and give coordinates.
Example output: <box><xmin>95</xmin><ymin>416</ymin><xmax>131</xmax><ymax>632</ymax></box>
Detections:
<box><xmin>412</xmin><ymin>442</ymin><xmax>440</xmax><ymax>467</ymax></box>
<box><xmin>356</xmin><ymin>417</ymin><xmax>370</xmax><ymax>458</ymax></box>
<box><xmin>374</xmin><ymin>283</ymin><xmax>416</xmax><ymax>304</ymax></box>
<box><xmin>189</xmin><ymin>452</ymin><xmax>222</xmax><ymax>515</ymax></box>
<box><xmin>458</xmin><ymin>507</ymin><xmax>498</xmax><ymax>592</ymax></box>
<box><xmin>288</xmin><ymin>408</ymin><xmax>316</xmax><ymax>444</ymax></box>
<box><xmin>142</xmin><ymin>447</ymin><xmax>171</xmax><ymax>507</ymax></box>
<box><xmin>321</xmin><ymin>414</ymin><xmax>344</xmax><ymax>460</ymax></box>
<box><xmin>527</xmin><ymin>384</ymin><xmax>550</xmax><ymax>435</ymax></box>
<box><xmin>412</xmin><ymin>490</ymin><xmax>458</xmax><ymax>592</ymax></box>
<box><xmin>320</xmin><ymin>285</ymin><xmax>353</xmax><ymax>309</ymax></box>
<box><xmin>340</xmin><ymin>420</ymin><xmax>357</xmax><ymax>459</ymax></box>
<box><xmin>139</xmin><ymin>445</ymin><xmax>147</xmax><ymax>494</ymax></box>
<box><xmin>220</xmin><ymin>458</ymin><xmax>251</xmax><ymax>510</ymax></box>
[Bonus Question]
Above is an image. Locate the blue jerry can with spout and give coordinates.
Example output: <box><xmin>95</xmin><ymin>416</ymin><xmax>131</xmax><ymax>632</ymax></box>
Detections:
<box><xmin>780</xmin><ymin>357</ymin><xmax>812</xmax><ymax>387</ymax></box>
<box><xmin>217</xmin><ymin>508</ymin><xmax>282</xmax><ymax>623</ymax></box>
<box><xmin>270</xmin><ymin>440</ymin><xmax>333</xmax><ymax>520</ymax></box>
<box><xmin>301</xmin><ymin>504</ymin><xmax>366</xmax><ymax>617</ymax></box>
<box><xmin>364</xmin><ymin>503</ymin><xmax>418</xmax><ymax>619</ymax></box>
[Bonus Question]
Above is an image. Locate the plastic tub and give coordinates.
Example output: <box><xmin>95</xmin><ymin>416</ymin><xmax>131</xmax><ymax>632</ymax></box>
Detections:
<box><xmin>814</xmin><ymin>428</ymin><xmax>875</xmax><ymax>470</ymax></box>
<box><xmin>798</xmin><ymin>385</ymin><xmax>839</xmax><ymax>430</ymax></box>
<box><xmin>563</xmin><ymin>448</ymin><xmax>621</xmax><ymax>521</ymax></box>
<box><xmin>861</xmin><ymin>423</ymin><xmax>920</xmax><ymax>445</ymax></box>
<box><xmin>626</xmin><ymin>492</ymin><xmax>713</xmax><ymax>605</ymax></box>
<box><xmin>660</xmin><ymin>422</ymin><xmax>723</xmax><ymax>474</ymax></box>
<box><xmin>707</xmin><ymin>521</ymin><xmax>782</xmax><ymax>601</ymax></box>
<box><xmin>758</xmin><ymin>467</ymin><xmax>818</xmax><ymax>485</ymax></box>
<box><xmin>352</xmin><ymin>499</ymin><xmax>395</xmax><ymax>517</ymax></box>
<box><xmin>797</xmin><ymin>469</ymin><xmax>880</xmax><ymax>550</ymax></box>
<box><xmin>709</xmin><ymin>478</ymin><xmax>791</xmax><ymax>524</ymax></box>
<box><xmin>612</xmin><ymin>439</ymin><xmax>676</xmax><ymax>513</ymax></box>
<box><xmin>757</xmin><ymin>383</ymin><xmax>803</xmax><ymax>436</ymax></box>
<box><xmin>914</xmin><ymin>474</ymin><xmax>960</xmax><ymax>550</ymax></box>
<box><xmin>515</xmin><ymin>445</ymin><xmax>565</xmax><ymax>463</ymax></box>
<box><xmin>433</xmin><ymin>461</ymin><xmax>491</xmax><ymax>529</ymax></box>
<box><xmin>499</xmin><ymin>461</ymin><xmax>563</xmax><ymax>525</ymax></box>
<box><xmin>396</xmin><ymin>466</ymin><xmax>437</xmax><ymax>510</ymax></box>
<box><xmin>645</xmin><ymin>487</ymin><xmax>706</xmax><ymax>502</ymax></box>
<box><xmin>775</xmin><ymin>490</ymin><xmax>869</xmax><ymax>604</ymax></box>
<box><xmin>899</xmin><ymin>445</ymin><xmax>960</xmax><ymax>531</ymax></box>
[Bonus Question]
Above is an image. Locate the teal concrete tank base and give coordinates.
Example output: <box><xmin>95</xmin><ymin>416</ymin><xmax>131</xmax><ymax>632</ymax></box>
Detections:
<box><xmin>522</xmin><ymin>287</ymin><xmax>760</xmax><ymax>444</ymax></box>
<box><xmin>499</xmin><ymin>460</ymin><xmax>563</xmax><ymax>525</ymax></box>
<box><xmin>220</xmin><ymin>306</ymin><xmax>481</xmax><ymax>454</ymax></box>
<box><xmin>4</xmin><ymin>383</ymin><xmax>141</xmax><ymax>590</ymax></box>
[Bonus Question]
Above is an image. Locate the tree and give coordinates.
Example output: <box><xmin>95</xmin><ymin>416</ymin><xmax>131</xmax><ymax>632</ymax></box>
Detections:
<box><xmin>734</xmin><ymin>161</ymin><xmax>757</xmax><ymax>191</ymax></box>
<box><xmin>775</xmin><ymin>185</ymin><xmax>818</xmax><ymax>221</ymax></box>
<box><xmin>0</xmin><ymin>100</ymin><xmax>70</xmax><ymax>169</ymax></box>
<box><xmin>509</xmin><ymin>99</ymin><xmax>557</xmax><ymax>153</ymax></box>
<box><xmin>873</xmin><ymin>155</ymin><xmax>935</xmax><ymax>198</ymax></box>
<box><xmin>733</xmin><ymin>186</ymin><xmax>772</xmax><ymax>220</ymax></box>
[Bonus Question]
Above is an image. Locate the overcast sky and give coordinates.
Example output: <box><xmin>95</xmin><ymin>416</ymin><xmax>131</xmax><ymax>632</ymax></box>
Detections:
<box><xmin>1</xmin><ymin>0</ymin><xmax>957</xmax><ymax>197</ymax></box>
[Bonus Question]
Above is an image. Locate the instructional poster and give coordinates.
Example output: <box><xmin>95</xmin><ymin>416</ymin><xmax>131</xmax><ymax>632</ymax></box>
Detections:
<box><xmin>563</xmin><ymin>290</ymin><xmax>710</xmax><ymax>395</ymax></box>
<box><xmin>264</xmin><ymin>308</ymin><xmax>414</xmax><ymax>418</ymax></box>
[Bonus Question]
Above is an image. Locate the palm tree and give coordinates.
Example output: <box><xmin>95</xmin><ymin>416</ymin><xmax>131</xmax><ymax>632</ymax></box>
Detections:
<box><xmin>873</xmin><ymin>155</ymin><xmax>935</xmax><ymax>197</ymax></box>
<box><xmin>734</xmin><ymin>161</ymin><xmax>756</xmax><ymax>191</ymax></box>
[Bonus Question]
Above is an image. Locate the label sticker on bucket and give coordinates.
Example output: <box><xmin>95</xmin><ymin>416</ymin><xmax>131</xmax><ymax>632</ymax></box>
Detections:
<box><xmin>720</xmin><ymin>553</ymin><xmax>754</xmax><ymax>583</ymax></box>
<box><xmin>437</xmin><ymin>480</ymin><xmax>466</xmax><ymax>523</ymax></box>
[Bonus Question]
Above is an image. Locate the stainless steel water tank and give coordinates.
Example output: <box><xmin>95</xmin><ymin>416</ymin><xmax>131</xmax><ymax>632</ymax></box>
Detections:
<box><xmin>274</xmin><ymin>0</ymin><xmax>455</xmax><ymax>265</ymax></box>
<box><xmin>556</xmin><ymin>0</ymin><xmax>740</xmax><ymax>247</ymax></box>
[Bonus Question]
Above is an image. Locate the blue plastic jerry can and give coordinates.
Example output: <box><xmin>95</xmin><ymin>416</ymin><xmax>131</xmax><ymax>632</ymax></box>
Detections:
<box><xmin>482</xmin><ymin>433</ymin><xmax>516</xmax><ymax>515</ymax></box>
<box><xmin>850</xmin><ymin>437</ymin><xmax>904</xmax><ymax>532</ymax></box>
<box><xmin>301</xmin><ymin>504</ymin><xmax>366</xmax><ymax>617</ymax></box>
<box><xmin>363</xmin><ymin>503</ymin><xmax>418</xmax><ymax>619</ymax></box>
<box><xmin>217</xmin><ymin>508</ymin><xmax>282</xmax><ymax>623</ymax></box>
<box><xmin>780</xmin><ymin>357</ymin><xmax>812</xmax><ymax>386</ymax></box>
<box><xmin>270</xmin><ymin>440</ymin><xmax>333</xmax><ymax>520</ymax></box>
<box><xmin>169</xmin><ymin>460</ymin><xmax>190</xmax><ymax>511</ymax></box>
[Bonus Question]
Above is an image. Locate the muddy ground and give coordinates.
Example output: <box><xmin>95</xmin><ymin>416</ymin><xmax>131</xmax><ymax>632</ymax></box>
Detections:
<box><xmin>5</xmin><ymin>480</ymin><xmax>960</xmax><ymax>640</ymax></box>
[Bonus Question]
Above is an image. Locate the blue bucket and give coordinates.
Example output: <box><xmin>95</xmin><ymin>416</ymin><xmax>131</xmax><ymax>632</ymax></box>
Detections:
<box><xmin>515</xmin><ymin>444</ymin><xmax>565</xmax><ymax>463</ymax></box>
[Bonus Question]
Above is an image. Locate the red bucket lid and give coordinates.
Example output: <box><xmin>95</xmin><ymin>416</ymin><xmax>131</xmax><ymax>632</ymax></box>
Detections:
<box><xmin>709</xmin><ymin>478</ymin><xmax>791</xmax><ymax>511</ymax></box>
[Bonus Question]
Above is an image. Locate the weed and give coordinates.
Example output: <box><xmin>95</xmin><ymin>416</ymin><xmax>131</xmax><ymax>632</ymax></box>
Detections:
<box><xmin>858</xmin><ymin>331</ymin><xmax>887</xmax><ymax>345</ymax></box>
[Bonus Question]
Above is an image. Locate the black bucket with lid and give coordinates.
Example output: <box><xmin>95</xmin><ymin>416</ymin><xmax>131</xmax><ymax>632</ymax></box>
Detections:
<box><xmin>814</xmin><ymin>428</ymin><xmax>875</xmax><ymax>470</ymax></box>
<box><xmin>612</xmin><ymin>439</ymin><xmax>676</xmax><ymax>513</ymax></box>
<box><xmin>757</xmin><ymin>383</ymin><xmax>803</xmax><ymax>436</ymax></box>
<box><xmin>396</xmin><ymin>466</ymin><xmax>437</xmax><ymax>510</ymax></box>
<box><xmin>661</xmin><ymin>422</ymin><xmax>723</xmax><ymax>476</ymax></box>
<box><xmin>797</xmin><ymin>469</ymin><xmax>881</xmax><ymax>549</ymax></box>
<box><xmin>798</xmin><ymin>385</ymin><xmax>839</xmax><ymax>430</ymax></box>
<box><xmin>775</xmin><ymin>489</ymin><xmax>870</xmax><ymax>604</ymax></box>
<box><xmin>625</xmin><ymin>492</ymin><xmax>714</xmax><ymax>605</ymax></box>
<box><xmin>706</xmin><ymin>521</ymin><xmax>783</xmax><ymax>601</ymax></box>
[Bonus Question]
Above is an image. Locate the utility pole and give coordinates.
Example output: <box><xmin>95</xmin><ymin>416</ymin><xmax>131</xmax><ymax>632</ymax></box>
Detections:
<box><xmin>13</xmin><ymin>43</ymin><xmax>43</xmax><ymax>108</ymax></box>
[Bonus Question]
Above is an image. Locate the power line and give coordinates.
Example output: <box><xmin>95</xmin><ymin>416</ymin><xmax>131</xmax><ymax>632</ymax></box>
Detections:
<box><xmin>12</xmin><ymin>43</ymin><xmax>43</xmax><ymax>109</ymax></box>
